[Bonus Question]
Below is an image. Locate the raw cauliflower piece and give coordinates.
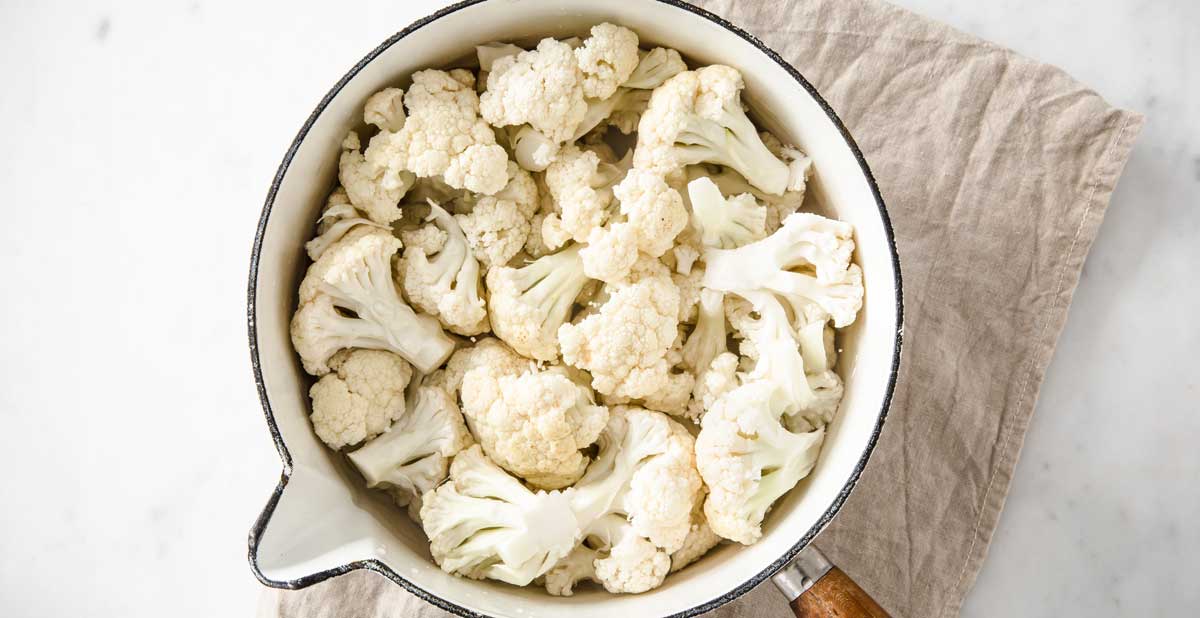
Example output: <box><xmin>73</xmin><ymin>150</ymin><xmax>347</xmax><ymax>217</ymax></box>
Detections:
<box><xmin>624</xmin><ymin>47</ymin><xmax>687</xmax><ymax>90</ymax></box>
<box><xmin>572</xmin><ymin>88</ymin><xmax>652</xmax><ymax>140</ymax></box>
<box><xmin>558</xmin><ymin>266</ymin><xmax>680</xmax><ymax>399</ymax></box>
<box><xmin>308</xmin><ymin>349</ymin><xmax>412</xmax><ymax>449</ymax></box>
<box><xmin>339</xmin><ymin>131</ymin><xmax>415</xmax><ymax>225</ymax></box>
<box><xmin>304</xmin><ymin>187</ymin><xmax>389</xmax><ymax>261</ymax></box>
<box><xmin>696</xmin><ymin>381</ymin><xmax>825</xmax><ymax>544</ymax></box>
<box><xmin>704</xmin><ymin>212</ymin><xmax>862</xmax><ymax>327</ymax></box>
<box><xmin>575</xmin><ymin>23</ymin><xmax>640</xmax><ymax>99</ymax></box>
<box><xmin>455</xmin><ymin>195</ymin><xmax>529</xmax><ymax>268</ymax></box>
<box><xmin>366</xmin><ymin>69</ymin><xmax>509</xmax><ymax>195</ymax></box>
<box><xmin>486</xmin><ymin>244</ymin><xmax>592</xmax><ymax>361</ymax></box>
<box><xmin>542</xmin><ymin>144</ymin><xmax>626</xmax><ymax>247</ymax></box>
<box><xmin>363</xmin><ymin>87</ymin><xmax>406</xmax><ymax>132</ymax></box>
<box><xmin>399</xmin><ymin>201</ymin><xmax>489</xmax><ymax>336</ymax></box>
<box><xmin>580</xmin><ymin>169</ymin><xmax>688</xmax><ymax>284</ymax></box>
<box><xmin>687</xmin><ymin>351</ymin><xmax>740</xmax><ymax>421</ymax></box>
<box><xmin>481</xmin><ymin>38</ymin><xmax>587</xmax><ymax>147</ymax></box>
<box><xmin>640</xmin><ymin>371</ymin><xmax>695</xmax><ymax>418</ymax></box>
<box><xmin>681</xmin><ymin>288</ymin><xmax>728</xmax><ymax>374</ymax></box>
<box><xmin>670</xmin><ymin>498</ymin><xmax>724</xmax><ymax>572</ymax></box>
<box><xmin>691</xmin><ymin>163</ymin><xmax>809</xmax><ymax>233</ymax></box>
<box><xmin>347</xmin><ymin>385</ymin><xmax>472</xmax><ymax>519</ymax></box>
<box><xmin>686</xmin><ymin>176</ymin><xmax>767</xmax><ymax>249</ymax></box>
<box><xmin>634</xmin><ymin>65</ymin><xmax>795</xmax><ymax>195</ymax></box>
<box><xmin>461</xmin><ymin>364</ymin><xmax>609</xmax><ymax>489</ymax></box>
<box><xmin>420</xmin><ymin>445</ymin><xmax>580</xmax><ymax>586</ymax></box>
<box><xmin>291</xmin><ymin>227</ymin><xmax>454</xmax><ymax>375</ymax></box>
<box><xmin>424</xmin><ymin>337</ymin><xmax>532</xmax><ymax>397</ymax></box>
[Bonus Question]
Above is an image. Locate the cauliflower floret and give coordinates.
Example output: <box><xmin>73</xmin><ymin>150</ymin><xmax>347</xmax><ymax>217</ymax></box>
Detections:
<box><xmin>461</xmin><ymin>365</ymin><xmax>609</xmax><ymax>489</ymax></box>
<box><xmin>573</xmin><ymin>88</ymin><xmax>651</xmax><ymax>140</ymax></box>
<box><xmin>366</xmin><ymin>69</ymin><xmax>509</xmax><ymax>195</ymax></box>
<box><xmin>634</xmin><ymin>66</ymin><xmax>794</xmax><ymax>196</ymax></box>
<box><xmin>308</xmin><ymin>349</ymin><xmax>412</xmax><ymax>449</ymax></box>
<box><xmin>291</xmin><ymin>227</ymin><xmax>454</xmax><ymax>375</ymax></box>
<box><xmin>347</xmin><ymin>385</ymin><xmax>472</xmax><ymax>519</ymax></box>
<box><xmin>339</xmin><ymin>131</ymin><xmax>415</xmax><ymax>224</ymax></box>
<box><xmin>543</xmin><ymin>543</ymin><xmax>602</xmax><ymax>596</ymax></box>
<box><xmin>681</xmin><ymin>289</ymin><xmax>728</xmax><ymax>374</ymax></box>
<box><xmin>575</xmin><ymin>23</ymin><xmax>640</xmax><ymax>99</ymax></box>
<box><xmin>455</xmin><ymin>195</ymin><xmax>529</xmax><ymax>268</ymax></box>
<box><xmin>424</xmin><ymin>337</ymin><xmax>532</xmax><ymax>398</ymax></box>
<box><xmin>703</xmin><ymin>212</ymin><xmax>862</xmax><ymax>327</ymax></box>
<box><xmin>623</xmin><ymin>47</ymin><xmax>687</xmax><ymax>90</ymax></box>
<box><xmin>695</xmin><ymin>381</ymin><xmax>825</xmax><ymax>544</ymax></box>
<box><xmin>558</xmin><ymin>267</ymin><xmax>680</xmax><ymax>399</ymax></box>
<box><xmin>640</xmin><ymin>371</ymin><xmax>695</xmax><ymax>417</ymax></box>
<box><xmin>673</xmin><ymin>267</ymin><xmax>704</xmax><ymax>323</ymax></box>
<box><xmin>670</xmin><ymin>499</ymin><xmax>724</xmax><ymax>572</ymax></box>
<box><xmin>398</xmin><ymin>223</ymin><xmax>448</xmax><ymax>255</ymax></box>
<box><xmin>304</xmin><ymin>187</ymin><xmax>389</xmax><ymax>261</ymax></box>
<box><xmin>542</xmin><ymin>144</ymin><xmax>628</xmax><ymax>246</ymax></box>
<box><xmin>481</xmin><ymin>38</ymin><xmax>587</xmax><ymax>151</ymax></box>
<box><xmin>420</xmin><ymin>445</ymin><xmax>580</xmax><ymax>586</ymax></box>
<box><xmin>399</xmin><ymin>201</ymin><xmax>489</xmax><ymax>336</ymax></box>
<box><xmin>507</xmin><ymin>125</ymin><xmax>559</xmax><ymax>172</ymax></box>
<box><xmin>691</xmin><ymin>163</ymin><xmax>809</xmax><ymax>234</ymax></box>
<box><xmin>592</xmin><ymin>523</ymin><xmax>671</xmax><ymax>594</ymax></box>
<box><xmin>476</xmin><ymin>42</ymin><xmax>524</xmax><ymax>72</ymax></box>
<box><xmin>687</xmin><ymin>351</ymin><xmax>740</xmax><ymax>421</ymax></box>
<box><xmin>486</xmin><ymin>244</ymin><xmax>592</xmax><ymax>361</ymax></box>
<box><xmin>363</xmin><ymin>87</ymin><xmax>406</xmax><ymax>132</ymax></box>
<box><xmin>783</xmin><ymin>370</ymin><xmax>845</xmax><ymax>434</ymax></box>
<box><xmin>580</xmin><ymin>170</ymin><xmax>688</xmax><ymax>284</ymax></box>
<box><xmin>686</xmin><ymin>176</ymin><xmax>767</xmax><ymax>249</ymax></box>
<box><xmin>494</xmin><ymin>160</ymin><xmax>540</xmax><ymax>218</ymax></box>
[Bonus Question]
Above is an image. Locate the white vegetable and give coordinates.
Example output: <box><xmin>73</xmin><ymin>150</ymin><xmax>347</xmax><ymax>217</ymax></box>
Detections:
<box><xmin>634</xmin><ymin>65</ymin><xmax>792</xmax><ymax>195</ymax></box>
<box><xmin>542</xmin><ymin>144</ymin><xmax>628</xmax><ymax>247</ymax></box>
<box><xmin>339</xmin><ymin>130</ymin><xmax>415</xmax><ymax>225</ymax></box>
<box><xmin>309</xmin><ymin>349</ymin><xmax>412</xmax><ymax>450</ymax></box>
<box><xmin>573</xmin><ymin>88</ymin><xmax>652</xmax><ymax>140</ymax></box>
<box><xmin>304</xmin><ymin>187</ymin><xmax>389</xmax><ymax>261</ymax></box>
<box><xmin>291</xmin><ymin>227</ymin><xmax>454</xmax><ymax>375</ymax></box>
<box><xmin>623</xmin><ymin>47</ymin><xmax>687</xmax><ymax>90</ymax></box>
<box><xmin>486</xmin><ymin>244</ymin><xmax>591</xmax><ymax>361</ymax></box>
<box><xmin>681</xmin><ymin>288</ymin><xmax>728</xmax><ymax>374</ymax></box>
<box><xmin>574</xmin><ymin>23</ymin><xmax>640</xmax><ymax>99</ymax></box>
<box><xmin>399</xmin><ymin>201</ymin><xmax>489</xmax><ymax>336</ymax></box>
<box><xmin>461</xmin><ymin>364</ymin><xmax>608</xmax><ymax>489</ymax></box>
<box><xmin>686</xmin><ymin>176</ymin><xmax>767</xmax><ymax>249</ymax></box>
<box><xmin>476</xmin><ymin>42</ymin><xmax>524</xmax><ymax>71</ymax></box>
<box><xmin>580</xmin><ymin>169</ymin><xmax>688</xmax><ymax>284</ymax></box>
<box><xmin>455</xmin><ymin>195</ymin><xmax>530</xmax><ymax>268</ymax></box>
<box><xmin>695</xmin><ymin>381</ymin><xmax>825</xmax><ymax>544</ymax></box>
<box><xmin>347</xmin><ymin>385</ymin><xmax>472</xmax><ymax>518</ymax></box>
<box><xmin>481</xmin><ymin>38</ymin><xmax>587</xmax><ymax>153</ymax></box>
<box><xmin>703</xmin><ymin>212</ymin><xmax>863</xmax><ymax>327</ymax></box>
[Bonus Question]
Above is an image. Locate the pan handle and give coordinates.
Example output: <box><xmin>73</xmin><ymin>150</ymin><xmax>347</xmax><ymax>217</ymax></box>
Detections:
<box><xmin>771</xmin><ymin>545</ymin><xmax>891</xmax><ymax>618</ymax></box>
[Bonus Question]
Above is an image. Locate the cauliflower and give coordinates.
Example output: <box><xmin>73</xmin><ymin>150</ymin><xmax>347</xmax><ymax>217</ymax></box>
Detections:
<box><xmin>783</xmin><ymin>370</ymin><xmax>845</xmax><ymax>434</ymax></box>
<box><xmin>339</xmin><ymin>131</ymin><xmax>415</xmax><ymax>224</ymax></box>
<box><xmin>304</xmin><ymin>187</ymin><xmax>389</xmax><ymax>261</ymax></box>
<box><xmin>347</xmin><ymin>385</ymin><xmax>472</xmax><ymax>518</ymax></box>
<box><xmin>363</xmin><ymin>87</ymin><xmax>406</xmax><ymax>132</ymax></box>
<box><xmin>687</xmin><ymin>351</ymin><xmax>740</xmax><ymax>420</ymax></box>
<box><xmin>634</xmin><ymin>66</ymin><xmax>794</xmax><ymax>195</ymax></box>
<box><xmin>291</xmin><ymin>227</ymin><xmax>454</xmax><ymax>375</ymax></box>
<box><xmin>366</xmin><ymin>69</ymin><xmax>509</xmax><ymax>195</ymax></box>
<box><xmin>555</xmin><ymin>407</ymin><xmax>702</xmax><ymax>594</ymax></box>
<box><xmin>476</xmin><ymin>42</ymin><xmax>524</xmax><ymax>71</ymax></box>
<box><xmin>673</xmin><ymin>268</ymin><xmax>704</xmax><ymax>323</ymax></box>
<box><xmin>461</xmin><ymin>365</ymin><xmax>608</xmax><ymax>489</ymax></box>
<box><xmin>455</xmin><ymin>196</ymin><xmax>529</xmax><ymax>268</ymax></box>
<box><xmin>424</xmin><ymin>337</ymin><xmax>531</xmax><ymax>397</ymax></box>
<box><xmin>670</xmin><ymin>500</ymin><xmax>724</xmax><ymax>572</ymax></box>
<box><xmin>486</xmin><ymin>244</ymin><xmax>592</xmax><ymax>361</ymax></box>
<box><xmin>686</xmin><ymin>176</ymin><xmax>767</xmax><ymax>249</ymax></box>
<box><xmin>703</xmin><ymin>212</ymin><xmax>863</xmax><ymax>327</ymax></box>
<box><xmin>420</xmin><ymin>445</ymin><xmax>580</xmax><ymax>586</ymax></box>
<box><xmin>623</xmin><ymin>47</ymin><xmax>687</xmax><ymax>90</ymax></box>
<box><xmin>681</xmin><ymin>289</ymin><xmax>728</xmax><ymax>373</ymax></box>
<box><xmin>573</xmin><ymin>88</ymin><xmax>652</xmax><ymax>140</ymax></box>
<box><xmin>558</xmin><ymin>265</ymin><xmax>680</xmax><ymax>399</ymax></box>
<box><xmin>739</xmin><ymin>292</ymin><xmax>840</xmax><ymax>416</ymax></box>
<box><xmin>690</xmin><ymin>163</ymin><xmax>808</xmax><ymax>233</ymax></box>
<box><xmin>541</xmin><ymin>144</ymin><xmax>627</xmax><ymax>247</ymax></box>
<box><xmin>574</xmin><ymin>23</ymin><xmax>640</xmax><ymax>99</ymax></box>
<box><xmin>580</xmin><ymin>170</ymin><xmax>688</xmax><ymax>284</ymax></box>
<box><xmin>481</xmin><ymin>38</ymin><xmax>587</xmax><ymax>152</ymax></box>
<box><xmin>695</xmin><ymin>381</ymin><xmax>825</xmax><ymax>544</ymax></box>
<box><xmin>507</xmin><ymin>125</ymin><xmax>559</xmax><ymax>172</ymax></box>
<box><xmin>399</xmin><ymin>201</ymin><xmax>489</xmax><ymax>336</ymax></box>
<box><xmin>308</xmin><ymin>349</ymin><xmax>412</xmax><ymax>449</ymax></box>
<box><xmin>543</xmin><ymin>543</ymin><xmax>602</xmax><ymax>596</ymax></box>
<box><xmin>796</xmin><ymin>303</ymin><xmax>837</xmax><ymax>374</ymax></box>
<box><xmin>493</xmin><ymin>160</ymin><xmax>540</xmax><ymax>218</ymax></box>
<box><xmin>640</xmin><ymin>371</ymin><xmax>695</xmax><ymax>417</ymax></box>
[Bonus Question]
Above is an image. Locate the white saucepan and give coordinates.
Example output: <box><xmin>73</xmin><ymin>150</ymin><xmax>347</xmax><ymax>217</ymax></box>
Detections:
<box><xmin>247</xmin><ymin>1</ymin><xmax>904</xmax><ymax>616</ymax></box>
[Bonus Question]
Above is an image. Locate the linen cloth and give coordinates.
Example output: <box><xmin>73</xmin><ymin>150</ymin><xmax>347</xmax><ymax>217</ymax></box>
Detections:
<box><xmin>258</xmin><ymin>0</ymin><xmax>1144</xmax><ymax>615</ymax></box>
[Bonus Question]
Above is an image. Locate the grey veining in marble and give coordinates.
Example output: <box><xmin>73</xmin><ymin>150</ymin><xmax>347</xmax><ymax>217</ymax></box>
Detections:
<box><xmin>0</xmin><ymin>0</ymin><xmax>1194</xmax><ymax>616</ymax></box>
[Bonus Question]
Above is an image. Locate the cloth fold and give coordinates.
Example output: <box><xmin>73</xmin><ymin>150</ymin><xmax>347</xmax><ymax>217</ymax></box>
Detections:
<box><xmin>258</xmin><ymin>0</ymin><xmax>1143</xmax><ymax>615</ymax></box>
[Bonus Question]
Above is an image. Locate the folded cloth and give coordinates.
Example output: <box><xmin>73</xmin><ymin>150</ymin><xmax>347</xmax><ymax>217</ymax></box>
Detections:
<box><xmin>258</xmin><ymin>0</ymin><xmax>1143</xmax><ymax>616</ymax></box>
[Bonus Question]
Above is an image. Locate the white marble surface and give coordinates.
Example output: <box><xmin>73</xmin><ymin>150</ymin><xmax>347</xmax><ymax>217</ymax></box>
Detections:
<box><xmin>0</xmin><ymin>1</ymin><xmax>1194</xmax><ymax>616</ymax></box>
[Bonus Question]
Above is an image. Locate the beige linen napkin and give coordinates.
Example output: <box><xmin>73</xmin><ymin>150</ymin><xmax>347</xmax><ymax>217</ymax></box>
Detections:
<box><xmin>258</xmin><ymin>0</ymin><xmax>1143</xmax><ymax>616</ymax></box>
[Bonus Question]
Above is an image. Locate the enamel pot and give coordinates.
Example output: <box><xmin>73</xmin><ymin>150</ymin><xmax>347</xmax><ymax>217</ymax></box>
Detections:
<box><xmin>247</xmin><ymin>1</ymin><xmax>903</xmax><ymax>616</ymax></box>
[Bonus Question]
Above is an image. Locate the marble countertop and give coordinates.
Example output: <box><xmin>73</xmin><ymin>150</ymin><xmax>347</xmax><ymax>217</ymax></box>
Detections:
<box><xmin>0</xmin><ymin>0</ymin><xmax>1194</xmax><ymax>616</ymax></box>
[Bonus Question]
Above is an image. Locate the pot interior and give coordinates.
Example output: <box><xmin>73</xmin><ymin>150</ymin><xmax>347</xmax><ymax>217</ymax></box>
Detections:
<box><xmin>249</xmin><ymin>1</ymin><xmax>900</xmax><ymax>616</ymax></box>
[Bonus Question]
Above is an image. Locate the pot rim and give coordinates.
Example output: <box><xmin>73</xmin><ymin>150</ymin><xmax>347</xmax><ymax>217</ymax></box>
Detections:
<box><xmin>246</xmin><ymin>1</ymin><xmax>904</xmax><ymax>615</ymax></box>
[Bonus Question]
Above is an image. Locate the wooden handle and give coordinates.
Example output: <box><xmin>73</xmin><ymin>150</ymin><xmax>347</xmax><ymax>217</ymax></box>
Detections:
<box><xmin>790</xmin><ymin>567</ymin><xmax>891</xmax><ymax>618</ymax></box>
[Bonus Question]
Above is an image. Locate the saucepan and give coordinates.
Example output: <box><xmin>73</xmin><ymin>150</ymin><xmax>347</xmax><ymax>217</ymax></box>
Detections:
<box><xmin>247</xmin><ymin>0</ymin><xmax>903</xmax><ymax>615</ymax></box>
